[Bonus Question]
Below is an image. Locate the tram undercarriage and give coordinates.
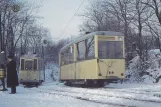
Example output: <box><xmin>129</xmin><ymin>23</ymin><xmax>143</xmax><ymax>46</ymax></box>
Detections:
<box><xmin>62</xmin><ymin>79</ymin><xmax>122</xmax><ymax>87</ymax></box>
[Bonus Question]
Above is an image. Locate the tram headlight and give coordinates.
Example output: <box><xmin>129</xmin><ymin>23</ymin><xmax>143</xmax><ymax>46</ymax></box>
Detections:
<box><xmin>121</xmin><ymin>73</ymin><xmax>124</xmax><ymax>76</ymax></box>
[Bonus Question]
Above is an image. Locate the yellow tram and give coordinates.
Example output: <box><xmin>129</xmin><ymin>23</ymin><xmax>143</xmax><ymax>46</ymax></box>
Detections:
<box><xmin>59</xmin><ymin>31</ymin><xmax>125</xmax><ymax>86</ymax></box>
<box><xmin>19</xmin><ymin>54</ymin><xmax>45</xmax><ymax>86</ymax></box>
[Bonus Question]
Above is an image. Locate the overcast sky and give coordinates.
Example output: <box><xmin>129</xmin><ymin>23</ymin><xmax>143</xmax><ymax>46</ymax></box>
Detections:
<box><xmin>28</xmin><ymin>0</ymin><xmax>88</xmax><ymax>40</ymax></box>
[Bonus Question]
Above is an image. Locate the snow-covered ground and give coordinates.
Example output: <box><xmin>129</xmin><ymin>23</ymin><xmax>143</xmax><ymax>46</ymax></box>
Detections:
<box><xmin>0</xmin><ymin>82</ymin><xmax>161</xmax><ymax>107</ymax></box>
<box><xmin>1</xmin><ymin>49</ymin><xmax>161</xmax><ymax>107</ymax></box>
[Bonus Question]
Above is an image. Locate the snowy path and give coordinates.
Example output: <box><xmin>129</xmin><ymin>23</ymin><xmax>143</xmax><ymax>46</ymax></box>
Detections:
<box><xmin>29</xmin><ymin>83</ymin><xmax>161</xmax><ymax>107</ymax></box>
<box><xmin>0</xmin><ymin>82</ymin><xmax>161</xmax><ymax>107</ymax></box>
<box><xmin>0</xmin><ymin>86</ymin><xmax>108</xmax><ymax>107</ymax></box>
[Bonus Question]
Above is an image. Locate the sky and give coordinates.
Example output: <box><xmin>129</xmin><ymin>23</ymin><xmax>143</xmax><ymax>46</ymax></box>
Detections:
<box><xmin>27</xmin><ymin>0</ymin><xmax>89</xmax><ymax>40</ymax></box>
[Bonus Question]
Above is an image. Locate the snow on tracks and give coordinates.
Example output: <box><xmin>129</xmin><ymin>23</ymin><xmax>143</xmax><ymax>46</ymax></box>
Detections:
<box><xmin>27</xmin><ymin>84</ymin><xmax>161</xmax><ymax>107</ymax></box>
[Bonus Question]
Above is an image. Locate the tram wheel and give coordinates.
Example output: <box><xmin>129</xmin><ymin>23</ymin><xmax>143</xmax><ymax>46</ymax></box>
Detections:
<box><xmin>96</xmin><ymin>80</ymin><xmax>105</xmax><ymax>87</ymax></box>
<box><xmin>84</xmin><ymin>80</ymin><xmax>94</xmax><ymax>87</ymax></box>
<box><xmin>64</xmin><ymin>81</ymin><xmax>72</xmax><ymax>86</ymax></box>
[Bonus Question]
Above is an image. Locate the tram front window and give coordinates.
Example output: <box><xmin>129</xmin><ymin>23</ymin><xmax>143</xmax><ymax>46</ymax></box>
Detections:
<box><xmin>25</xmin><ymin>61</ymin><xmax>33</xmax><ymax>70</ymax></box>
<box><xmin>98</xmin><ymin>41</ymin><xmax>123</xmax><ymax>59</ymax></box>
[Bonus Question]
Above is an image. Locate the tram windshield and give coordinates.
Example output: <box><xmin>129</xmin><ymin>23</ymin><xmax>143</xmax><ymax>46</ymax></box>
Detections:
<box><xmin>98</xmin><ymin>41</ymin><xmax>123</xmax><ymax>59</ymax></box>
<box><xmin>25</xmin><ymin>60</ymin><xmax>33</xmax><ymax>70</ymax></box>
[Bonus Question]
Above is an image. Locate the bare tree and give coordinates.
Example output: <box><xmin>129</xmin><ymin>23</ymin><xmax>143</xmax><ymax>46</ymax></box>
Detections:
<box><xmin>142</xmin><ymin>0</ymin><xmax>161</xmax><ymax>51</ymax></box>
<box><xmin>80</xmin><ymin>0</ymin><xmax>159</xmax><ymax>60</ymax></box>
<box><xmin>45</xmin><ymin>39</ymin><xmax>69</xmax><ymax>64</ymax></box>
<box><xmin>129</xmin><ymin>0</ymin><xmax>154</xmax><ymax>61</ymax></box>
<box><xmin>150</xmin><ymin>0</ymin><xmax>161</xmax><ymax>25</ymax></box>
<box><xmin>101</xmin><ymin>0</ymin><xmax>135</xmax><ymax>61</ymax></box>
<box><xmin>79</xmin><ymin>0</ymin><xmax>123</xmax><ymax>33</ymax></box>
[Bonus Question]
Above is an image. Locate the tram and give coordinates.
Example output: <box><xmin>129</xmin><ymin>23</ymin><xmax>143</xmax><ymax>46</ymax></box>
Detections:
<box><xmin>19</xmin><ymin>54</ymin><xmax>45</xmax><ymax>86</ymax></box>
<box><xmin>59</xmin><ymin>31</ymin><xmax>125</xmax><ymax>86</ymax></box>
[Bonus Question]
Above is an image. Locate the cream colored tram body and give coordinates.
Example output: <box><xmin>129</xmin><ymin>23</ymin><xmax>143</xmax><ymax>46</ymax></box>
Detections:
<box><xmin>19</xmin><ymin>54</ymin><xmax>45</xmax><ymax>86</ymax></box>
<box><xmin>59</xmin><ymin>31</ymin><xmax>125</xmax><ymax>86</ymax></box>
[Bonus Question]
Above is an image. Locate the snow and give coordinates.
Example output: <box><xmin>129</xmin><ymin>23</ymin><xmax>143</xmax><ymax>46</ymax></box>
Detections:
<box><xmin>45</xmin><ymin>62</ymin><xmax>59</xmax><ymax>82</ymax></box>
<box><xmin>143</xmin><ymin>49</ymin><xmax>161</xmax><ymax>83</ymax></box>
<box><xmin>0</xmin><ymin>83</ymin><xmax>160</xmax><ymax>107</ymax></box>
<box><xmin>0</xmin><ymin>85</ymin><xmax>107</xmax><ymax>107</ymax></box>
<box><xmin>148</xmin><ymin>49</ymin><xmax>160</xmax><ymax>55</ymax></box>
<box><xmin>126</xmin><ymin>49</ymin><xmax>161</xmax><ymax>83</ymax></box>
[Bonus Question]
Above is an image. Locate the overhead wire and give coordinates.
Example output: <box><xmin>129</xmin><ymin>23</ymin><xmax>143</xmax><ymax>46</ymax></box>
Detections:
<box><xmin>53</xmin><ymin>0</ymin><xmax>85</xmax><ymax>40</ymax></box>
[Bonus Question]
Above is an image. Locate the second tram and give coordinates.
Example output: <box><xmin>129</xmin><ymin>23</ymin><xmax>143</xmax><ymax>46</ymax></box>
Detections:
<box><xmin>19</xmin><ymin>54</ymin><xmax>45</xmax><ymax>86</ymax></box>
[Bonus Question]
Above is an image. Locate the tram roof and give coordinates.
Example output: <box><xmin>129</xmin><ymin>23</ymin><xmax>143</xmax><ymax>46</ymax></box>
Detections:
<box><xmin>60</xmin><ymin>31</ymin><xmax>124</xmax><ymax>52</ymax></box>
<box><xmin>20</xmin><ymin>54</ymin><xmax>41</xmax><ymax>59</ymax></box>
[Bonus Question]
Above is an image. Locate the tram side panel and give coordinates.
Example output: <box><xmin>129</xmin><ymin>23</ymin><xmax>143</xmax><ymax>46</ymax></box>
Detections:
<box><xmin>60</xmin><ymin>63</ymin><xmax>75</xmax><ymax>80</ymax></box>
<box><xmin>39</xmin><ymin>58</ymin><xmax>45</xmax><ymax>82</ymax></box>
<box><xmin>59</xmin><ymin>52</ymin><xmax>75</xmax><ymax>81</ymax></box>
<box><xmin>59</xmin><ymin>60</ymin><xmax>98</xmax><ymax>80</ymax></box>
<box><xmin>60</xmin><ymin>59</ymin><xmax>125</xmax><ymax>81</ymax></box>
<box><xmin>76</xmin><ymin>59</ymin><xmax>98</xmax><ymax>79</ymax></box>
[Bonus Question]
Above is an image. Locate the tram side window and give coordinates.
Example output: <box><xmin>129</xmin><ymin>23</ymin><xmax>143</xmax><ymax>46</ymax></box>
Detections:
<box><xmin>61</xmin><ymin>47</ymin><xmax>74</xmax><ymax>65</ymax></box>
<box><xmin>21</xmin><ymin>59</ymin><xmax>24</xmax><ymax>70</ymax></box>
<box><xmin>85</xmin><ymin>37</ymin><xmax>94</xmax><ymax>59</ymax></box>
<box><xmin>77</xmin><ymin>41</ymin><xmax>86</xmax><ymax>60</ymax></box>
<box><xmin>33</xmin><ymin>59</ymin><xmax>37</xmax><ymax>70</ymax></box>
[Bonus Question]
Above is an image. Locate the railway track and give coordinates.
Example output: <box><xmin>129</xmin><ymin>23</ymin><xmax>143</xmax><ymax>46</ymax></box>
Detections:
<box><xmin>26</xmin><ymin>86</ymin><xmax>161</xmax><ymax>107</ymax></box>
<box><xmin>39</xmin><ymin>87</ymin><xmax>161</xmax><ymax>103</ymax></box>
<box><xmin>42</xmin><ymin>84</ymin><xmax>161</xmax><ymax>97</ymax></box>
<box><xmin>54</xmin><ymin>82</ymin><xmax>161</xmax><ymax>96</ymax></box>
<box><xmin>27</xmin><ymin>88</ymin><xmax>135</xmax><ymax>107</ymax></box>
<box><xmin>97</xmin><ymin>88</ymin><xmax>161</xmax><ymax>96</ymax></box>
